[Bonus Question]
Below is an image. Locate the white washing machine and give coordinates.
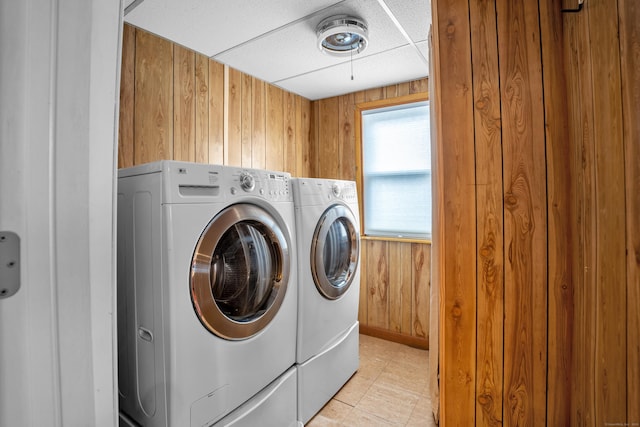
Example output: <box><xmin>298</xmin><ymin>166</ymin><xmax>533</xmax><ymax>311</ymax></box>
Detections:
<box><xmin>292</xmin><ymin>178</ymin><xmax>361</xmax><ymax>424</ymax></box>
<box><xmin>117</xmin><ymin>161</ymin><xmax>299</xmax><ymax>427</ymax></box>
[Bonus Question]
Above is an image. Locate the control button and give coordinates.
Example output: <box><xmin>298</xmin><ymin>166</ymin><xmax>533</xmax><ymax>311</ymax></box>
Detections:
<box><xmin>331</xmin><ymin>183</ymin><xmax>341</xmax><ymax>197</ymax></box>
<box><xmin>240</xmin><ymin>172</ymin><xmax>255</xmax><ymax>192</ymax></box>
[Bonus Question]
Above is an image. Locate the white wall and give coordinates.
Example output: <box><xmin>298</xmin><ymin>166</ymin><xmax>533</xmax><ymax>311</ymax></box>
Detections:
<box><xmin>0</xmin><ymin>0</ymin><xmax>122</xmax><ymax>425</ymax></box>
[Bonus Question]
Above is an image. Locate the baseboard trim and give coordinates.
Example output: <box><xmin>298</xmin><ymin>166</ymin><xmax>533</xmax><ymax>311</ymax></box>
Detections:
<box><xmin>359</xmin><ymin>325</ymin><xmax>429</xmax><ymax>350</ymax></box>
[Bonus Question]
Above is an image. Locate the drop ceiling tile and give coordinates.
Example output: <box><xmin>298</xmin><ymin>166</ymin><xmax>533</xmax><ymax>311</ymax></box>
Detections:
<box><xmin>276</xmin><ymin>45</ymin><xmax>428</xmax><ymax>100</ymax></box>
<box><xmin>380</xmin><ymin>0</ymin><xmax>431</xmax><ymax>43</ymax></box>
<box><xmin>214</xmin><ymin>0</ymin><xmax>407</xmax><ymax>84</ymax></box>
<box><xmin>416</xmin><ymin>40</ymin><xmax>429</xmax><ymax>62</ymax></box>
<box><xmin>124</xmin><ymin>0</ymin><xmax>341</xmax><ymax>57</ymax></box>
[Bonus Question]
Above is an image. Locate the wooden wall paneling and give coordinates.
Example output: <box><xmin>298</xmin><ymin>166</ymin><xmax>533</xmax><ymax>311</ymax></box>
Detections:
<box><xmin>339</xmin><ymin>92</ymin><xmax>356</xmax><ymax>181</ymax></box>
<box><xmin>226</xmin><ymin>67</ymin><xmax>242</xmax><ymax>167</ymax></box>
<box><xmin>283</xmin><ymin>91</ymin><xmax>296</xmax><ymax>174</ymax></box>
<box><xmin>496</xmin><ymin>0</ymin><xmax>548</xmax><ymax>424</ymax></box>
<box><xmin>366</xmin><ymin>240</ymin><xmax>389</xmax><ymax>329</ymax></box>
<box><xmin>620</xmin><ymin>0</ymin><xmax>640</xmax><ymax>421</ymax></box>
<box><xmin>587</xmin><ymin>0</ymin><xmax>628</xmax><ymax>424</ymax></box>
<box><xmin>409</xmin><ymin>78</ymin><xmax>428</xmax><ymax>95</ymax></box>
<box><xmin>384</xmin><ymin>83</ymin><xmax>400</xmax><ymax>99</ymax></box>
<box><xmin>431</xmin><ymin>0</ymin><xmax>478</xmax><ymax>423</ymax></box>
<box><xmin>317</xmin><ymin>97</ymin><xmax>340</xmax><ymax>179</ymax></box>
<box><xmin>358</xmin><ymin>238</ymin><xmax>368</xmax><ymax>327</ymax></box>
<box><xmin>468</xmin><ymin>0</ymin><xmax>503</xmax><ymax>424</ymax></box>
<box><xmin>428</xmin><ymin>26</ymin><xmax>442</xmax><ymax>423</ymax></box>
<box><xmin>251</xmin><ymin>77</ymin><xmax>266</xmax><ymax>170</ymax></box>
<box><xmin>134</xmin><ymin>30</ymin><xmax>173</xmax><ymax>164</ymax></box>
<box><xmin>194</xmin><ymin>53</ymin><xmax>209</xmax><ymax>164</ymax></box>
<box><xmin>388</xmin><ymin>242</ymin><xmax>412</xmax><ymax>334</ymax></box>
<box><xmin>240</xmin><ymin>72</ymin><xmax>252</xmax><ymax>168</ymax></box>
<box><xmin>173</xmin><ymin>45</ymin><xmax>195</xmax><ymax>162</ymax></box>
<box><xmin>118</xmin><ymin>24</ymin><xmax>135</xmax><ymax>169</ymax></box>
<box><xmin>563</xmin><ymin>8</ymin><xmax>597</xmax><ymax>424</ymax></box>
<box><xmin>364</xmin><ymin>87</ymin><xmax>384</xmax><ymax>102</ymax></box>
<box><xmin>207</xmin><ymin>60</ymin><xmax>224</xmax><ymax>165</ymax></box>
<box><xmin>297</xmin><ymin>97</ymin><xmax>311</xmax><ymax>177</ymax></box>
<box><xmin>308</xmin><ymin>102</ymin><xmax>319</xmax><ymax>178</ymax></box>
<box><xmin>411</xmin><ymin>243</ymin><xmax>429</xmax><ymax>339</ymax></box>
<box><xmin>539</xmin><ymin>0</ymin><xmax>573</xmax><ymax>424</ymax></box>
<box><xmin>265</xmin><ymin>84</ymin><xmax>284</xmax><ymax>171</ymax></box>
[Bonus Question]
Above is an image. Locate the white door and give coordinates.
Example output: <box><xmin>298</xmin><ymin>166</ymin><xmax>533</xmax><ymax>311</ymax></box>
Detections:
<box><xmin>0</xmin><ymin>1</ymin><xmax>122</xmax><ymax>426</ymax></box>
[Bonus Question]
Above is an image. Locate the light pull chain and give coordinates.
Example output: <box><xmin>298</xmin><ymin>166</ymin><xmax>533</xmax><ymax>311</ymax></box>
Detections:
<box><xmin>350</xmin><ymin>48</ymin><xmax>354</xmax><ymax>80</ymax></box>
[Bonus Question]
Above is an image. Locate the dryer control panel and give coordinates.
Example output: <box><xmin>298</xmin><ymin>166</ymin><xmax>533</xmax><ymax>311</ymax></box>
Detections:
<box><xmin>328</xmin><ymin>181</ymin><xmax>357</xmax><ymax>204</ymax></box>
<box><xmin>230</xmin><ymin>170</ymin><xmax>291</xmax><ymax>202</ymax></box>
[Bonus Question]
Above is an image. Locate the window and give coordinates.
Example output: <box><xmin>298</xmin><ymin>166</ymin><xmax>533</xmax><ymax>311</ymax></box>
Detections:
<box><xmin>358</xmin><ymin>95</ymin><xmax>431</xmax><ymax>240</ymax></box>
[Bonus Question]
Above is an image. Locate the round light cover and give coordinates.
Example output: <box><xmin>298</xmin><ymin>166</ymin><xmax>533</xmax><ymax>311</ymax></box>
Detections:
<box><xmin>316</xmin><ymin>15</ymin><xmax>368</xmax><ymax>57</ymax></box>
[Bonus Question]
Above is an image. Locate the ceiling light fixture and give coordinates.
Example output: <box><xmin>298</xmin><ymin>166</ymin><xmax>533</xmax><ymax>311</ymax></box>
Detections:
<box><xmin>316</xmin><ymin>15</ymin><xmax>369</xmax><ymax>57</ymax></box>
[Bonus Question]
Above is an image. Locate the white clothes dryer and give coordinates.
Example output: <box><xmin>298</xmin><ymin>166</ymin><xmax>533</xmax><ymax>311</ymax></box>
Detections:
<box><xmin>117</xmin><ymin>161</ymin><xmax>298</xmax><ymax>427</ymax></box>
<box><xmin>292</xmin><ymin>178</ymin><xmax>361</xmax><ymax>424</ymax></box>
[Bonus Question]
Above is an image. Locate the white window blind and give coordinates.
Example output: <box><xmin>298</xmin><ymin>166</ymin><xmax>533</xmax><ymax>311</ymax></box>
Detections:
<box><xmin>361</xmin><ymin>101</ymin><xmax>431</xmax><ymax>239</ymax></box>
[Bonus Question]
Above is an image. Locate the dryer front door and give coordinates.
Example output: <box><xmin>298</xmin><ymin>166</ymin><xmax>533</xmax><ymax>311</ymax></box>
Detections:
<box><xmin>311</xmin><ymin>204</ymin><xmax>360</xmax><ymax>300</ymax></box>
<box><xmin>190</xmin><ymin>203</ymin><xmax>290</xmax><ymax>340</ymax></box>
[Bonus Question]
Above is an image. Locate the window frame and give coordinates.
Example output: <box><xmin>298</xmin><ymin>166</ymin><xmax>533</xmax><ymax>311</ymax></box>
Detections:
<box><xmin>355</xmin><ymin>92</ymin><xmax>431</xmax><ymax>244</ymax></box>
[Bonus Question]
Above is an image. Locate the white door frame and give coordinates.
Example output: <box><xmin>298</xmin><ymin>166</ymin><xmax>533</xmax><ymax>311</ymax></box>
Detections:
<box><xmin>0</xmin><ymin>0</ymin><xmax>122</xmax><ymax>425</ymax></box>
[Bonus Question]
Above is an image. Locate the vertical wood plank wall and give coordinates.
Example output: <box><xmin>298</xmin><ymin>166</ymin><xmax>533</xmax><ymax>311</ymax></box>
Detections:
<box><xmin>432</xmin><ymin>0</ymin><xmax>640</xmax><ymax>425</ymax></box>
<box><xmin>309</xmin><ymin>79</ymin><xmax>431</xmax><ymax>349</ymax></box>
<box><xmin>119</xmin><ymin>24</ymin><xmax>431</xmax><ymax>349</ymax></box>
<box><xmin>118</xmin><ymin>24</ymin><xmax>311</xmax><ymax>177</ymax></box>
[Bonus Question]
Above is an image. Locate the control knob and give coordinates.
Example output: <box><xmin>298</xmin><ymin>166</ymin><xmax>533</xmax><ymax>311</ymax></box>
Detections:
<box><xmin>239</xmin><ymin>172</ymin><xmax>255</xmax><ymax>192</ymax></box>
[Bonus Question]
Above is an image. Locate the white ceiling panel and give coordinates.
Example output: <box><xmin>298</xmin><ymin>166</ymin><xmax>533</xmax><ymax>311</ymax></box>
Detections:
<box><xmin>382</xmin><ymin>0</ymin><xmax>431</xmax><ymax>43</ymax></box>
<box><xmin>124</xmin><ymin>0</ymin><xmax>431</xmax><ymax>100</ymax></box>
<box><xmin>276</xmin><ymin>45</ymin><xmax>428</xmax><ymax>100</ymax></box>
<box><xmin>213</xmin><ymin>0</ymin><xmax>408</xmax><ymax>84</ymax></box>
<box><xmin>125</xmin><ymin>0</ymin><xmax>341</xmax><ymax>56</ymax></box>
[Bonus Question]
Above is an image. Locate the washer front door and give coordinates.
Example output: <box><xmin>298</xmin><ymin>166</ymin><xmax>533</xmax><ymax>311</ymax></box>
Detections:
<box><xmin>191</xmin><ymin>203</ymin><xmax>290</xmax><ymax>340</ymax></box>
<box><xmin>311</xmin><ymin>204</ymin><xmax>360</xmax><ymax>300</ymax></box>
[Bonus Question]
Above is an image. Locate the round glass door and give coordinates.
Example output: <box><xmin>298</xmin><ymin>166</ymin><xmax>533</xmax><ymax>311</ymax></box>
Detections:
<box><xmin>190</xmin><ymin>204</ymin><xmax>290</xmax><ymax>340</ymax></box>
<box><xmin>311</xmin><ymin>204</ymin><xmax>359</xmax><ymax>300</ymax></box>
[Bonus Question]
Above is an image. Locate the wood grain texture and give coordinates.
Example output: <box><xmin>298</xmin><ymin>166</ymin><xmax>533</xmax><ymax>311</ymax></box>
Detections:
<box><xmin>173</xmin><ymin>45</ymin><xmax>195</xmax><ymax>162</ymax></box>
<box><xmin>118</xmin><ymin>24</ymin><xmax>135</xmax><ymax>168</ymax></box>
<box><xmin>283</xmin><ymin>91</ymin><xmax>296</xmax><ymax>174</ymax></box>
<box><xmin>358</xmin><ymin>239</ymin><xmax>368</xmax><ymax>326</ymax></box>
<box><xmin>431</xmin><ymin>0</ymin><xmax>478</xmax><ymax>423</ymax></box>
<box><xmin>388</xmin><ymin>242</ymin><xmax>413</xmax><ymax>334</ymax></box>
<box><xmin>265</xmin><ymin>84</ymin><xmax>283</xmax><ymax>171</ymax></box>
<box><xmin>119</xmin><ymin>24</ymin><xmax>310</xmax><ymax>176</ymax></box>
<box><xmin>339</xmin><ymin>92</ymin><xmax>356</xmax><ymax>181</ymax></box>
<box><xmin>468</xmin><ymin>0</ymin><xmax>503</xmax><ymax>424</ymax></box>
<box><xmin>366</xmin><ymin>240</ymin><xmax>389</xmax><ymax>329</ymax></box>
<box><xmin>428</xmin><ymin>28</ymin><xmax>442</xmax><ymax>423</ymax></box>
<box><xmin>496</xmin><ymin>0</ymin><xmax>548</xmax><ymax>424</ymax></box>
<box><xmin>563</xmin><ymin>10</ymin><xmax>597</xmax><ymax>425</ymax></box>
<box><xmin>412</xmin><ymin>243</ymin><xmax>429</xmax><ymax>339</ymax></box>
<box><xmin>134</xmin><ymin>30</ymin><xmax>173</xmax><ymax>164</ymax></box>
<box><xmin>226</xmin><ymin>67</ymin><xmax>242</xmax><ymax>167</ymax></box>
<box><xmin>297</xmin><ymin>97</ymin><xmax>311</xmax><ymax>177</ymax></box>
<box><xmin>620</xmin><ymin>0</ymin><xmax>640</xmax><ymax>421</ymax></box>
<box><xmin>251</xmin><ymin>77</ymin><xmax>266</xmax><ymax>170</ymax></box>
<box><xmin>207</xmin><ymin>60</ymin><xmax>224</xmax><ymax>165</ymax></box>
<box><xmin>587</xmin><ymin>0</ymin><xmax>628</xmax><ymax>424</ymax></box>
<box><xmin>539</xmin><ymin>0</ymin><xmax>573</xmax><ymax>425</ymax></box>
<box><xmin>194</xmin><ymin>53</ymin><xmax>209</xmax><ymax>164</ymax></box>
<box><xmin>409</xmin><ymin>79</ymin><xmax>428</xmax><ymax>95</ymax></box>
<box><xmin>317</xmin><ymin>97</ymin><xmax>340</xmax><ymax>178</ymax></box>
<box><xmin>240</xmin><ymin>72</ymin><xmax>252</xmax><ymax>168</ymax></box>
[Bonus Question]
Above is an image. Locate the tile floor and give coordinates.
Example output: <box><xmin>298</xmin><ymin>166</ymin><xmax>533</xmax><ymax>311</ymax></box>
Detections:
<box><xmin>306</xmin><ymin>334</ymin><xmax>438</xmax><ymax>427</ymax></box>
